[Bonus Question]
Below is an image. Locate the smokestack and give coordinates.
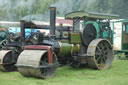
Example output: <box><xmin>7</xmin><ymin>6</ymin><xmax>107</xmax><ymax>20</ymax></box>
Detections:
<box><xmin>20</xmin><ymin>20</ymin><xmax>25</xmax><ymax>43</ymax></box>
<box><xmin>49</xmin><ymin>7</ymin><xmax>56</xmax><ymax>39</ymax></box>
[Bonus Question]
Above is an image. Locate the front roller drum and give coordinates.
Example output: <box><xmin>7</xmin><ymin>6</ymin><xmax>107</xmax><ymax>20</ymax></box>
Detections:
<box><xmin>0</xmin><ymin>50</ymin><xmax>18</xmax><ymax>72</ymax></box>
<box><xmin>16</xmin><ymin>50</ymin><xmax>58</xmax><ymax>79</ymax></box>
<box><xmin>87</xmin><ymin>39</ymin><xmax>113</xmax><ymax>69</ymax></box>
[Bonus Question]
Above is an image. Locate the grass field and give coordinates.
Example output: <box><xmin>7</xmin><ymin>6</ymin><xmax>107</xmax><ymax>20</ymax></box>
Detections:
<box><xmin>0</xmin><ymin>60</ymin><xmax>128</xmax><ymax>85</ymax></box>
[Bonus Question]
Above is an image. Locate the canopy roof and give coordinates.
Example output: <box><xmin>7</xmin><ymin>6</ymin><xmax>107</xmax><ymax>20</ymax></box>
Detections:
<box><xmin>65</xmin><ymin>11</ymin><xmax>119</xmax><ymax>20</ymax></box>
<box><xmin>114</xmin><ymin>19</ymin><xmax>128</xmax><ymax>23</ymax></box>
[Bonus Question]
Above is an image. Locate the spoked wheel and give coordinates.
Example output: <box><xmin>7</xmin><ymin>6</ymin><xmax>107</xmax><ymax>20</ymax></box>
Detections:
<box><xmin>40</xmin><ymin>52</ymin><xmax>57</xmax><ymax>78</ymax></box>
<box><xmin>16</xmin><ymin>50</ymin><xmax>58</xmax><ymax>79</ymax></box>
<box><xmin>87</xmin><ymin>39</ymin><xmax>113</xmax><ymax>69</ymax></box>
<box><xmin>0</xmin><ymin>50</ymin><xmax>18</xmax><ymax>72</ymax></box>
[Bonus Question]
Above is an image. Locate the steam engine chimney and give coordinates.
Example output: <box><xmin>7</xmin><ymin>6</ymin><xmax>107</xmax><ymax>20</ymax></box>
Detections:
<box><xmin>20</xmin><ymin>20</ymin><xmax>25</xmax><ymax>43</ymax></box>
<box><xmin>49</xmin><ymin>7</ymin><xmax>56</xmax><ymax>39</ymax></box>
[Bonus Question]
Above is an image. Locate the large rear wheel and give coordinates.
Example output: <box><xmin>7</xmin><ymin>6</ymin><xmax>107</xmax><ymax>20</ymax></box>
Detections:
<box><xmin>87</xmin><ymin>39</ymin><xmax>113</xmax><ymax>69</ymax></box>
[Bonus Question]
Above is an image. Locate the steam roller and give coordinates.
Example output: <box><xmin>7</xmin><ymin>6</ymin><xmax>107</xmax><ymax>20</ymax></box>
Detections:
<box><xmin>15</xmin><ymin>7</ymin><xmax>119</xmax><ymax>79</ymax></box>
<box><xmin>0</xmin><ymin>27</ymin><xmax>22</xmax><ymax>72</ymax></box>
<box><xmin>0</xmin><ymin>7</ymin><xmax>119</xmax><ymax>79</ymax></box>
<box><xmin>0</xmin><ymin>28</ymin><xmax>14</xmax><ymax>71</ymax></box>
<box><xmin>0</xmin><ymin>50</ymin><xmax>19</xmax><ymax>72</ymax></box>
<box><xmin>16</xmin><ymin>46</ymin><xmax>58</xmax><ymax>78</ymax></box>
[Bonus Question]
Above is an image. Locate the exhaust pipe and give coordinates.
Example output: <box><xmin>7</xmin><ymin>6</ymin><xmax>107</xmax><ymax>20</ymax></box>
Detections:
<box><xmin>20</xmin><ymin>20</ymin><xmax>25</xmax><ymax>43</ymax></box>
<box><xmin>49</xmin><ymin>7</ymin><xmax>56</xmax><ymax>40</ymax></box>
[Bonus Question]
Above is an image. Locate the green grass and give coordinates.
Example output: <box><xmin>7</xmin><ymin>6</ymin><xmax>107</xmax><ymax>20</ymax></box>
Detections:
<box><xmin>0</xmin><ymin>60</ymin><xmax>128</xmax><ymax>85</ymax></box>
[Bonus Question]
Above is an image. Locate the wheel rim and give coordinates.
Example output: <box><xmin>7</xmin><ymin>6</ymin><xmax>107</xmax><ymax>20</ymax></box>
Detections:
<box><xmin>87</xmin><ymin>39</ymin><xmax>113</xmax><ymax>69</ymax></box>
<box><xmin>95</xmin><ymin>41</ymin><xmax>110</xmax><ymax>68</ymax></box>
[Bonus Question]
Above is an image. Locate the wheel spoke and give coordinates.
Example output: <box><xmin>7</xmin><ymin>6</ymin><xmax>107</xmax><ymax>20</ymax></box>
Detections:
<box><xmin>96</xmin><ymin>46</ymin><xmax>102</xmax><ymax>53</ymax></box>
<box><xmin>97</xmin><ymin>56</ymin><xmax>102</xmax><ymax>61</ymax></box>
<box><xmin>95</xmin><ymin>53</ymin><xmax>100</xmax><ymax>55</ymax></box>
<box><xmin>40</xmin><ymin>58</ymin><xmax>48</xmax><ymax>65</ymax></box>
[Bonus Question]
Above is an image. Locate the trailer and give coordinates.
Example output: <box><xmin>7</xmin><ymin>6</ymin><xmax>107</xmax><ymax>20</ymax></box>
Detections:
<box><xmin>112</xmin><ymin>19</ymin><xmax>128</xmax><ymax>58</ymax></box>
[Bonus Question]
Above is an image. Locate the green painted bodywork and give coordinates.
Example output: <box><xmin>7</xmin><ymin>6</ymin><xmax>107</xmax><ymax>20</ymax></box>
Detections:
<box><xmin>60</xmin><ymin>11</ymin><xmax>118</xmax><ymax>57</ymax></box>
<box><xmin>0</xmin><ymin>31</ymin><xmax>8</xmax><ymax>42</ymax></box>
<box><xmin>72</xmin><ymin>44</ymin><xmax>79</xmax><ymax>53</ymax></box>
<box><xmin>58</xmin><ymin>42</ymin><xmax>80</xmax><ymax>56</ymax></box>
<box><xmin>122</xmin><ymin>43</ymin><xmax>128</xmax><ymax>50</ymax></box>
<box><xmin>0</xmin><ymin>30</ymin><xmax>7</xmax><ymax>49</ymax></box>
<box><xmin>82</xmin><ymin>21</ymin><xmax>112</xmax><ymax>39</ymax></box>
<box><xmin>58</xmin><ymin>43</ymin><xmax>72</xmax><ymax>56</ymax></box>
<box><xmin>60</xmin><ymin>40</ymin><xmax>70</xmax><ymax>43</ymax></box>
<box><xmin>70</xmin><ymin>33</ymin><xmax>82</xmax><ymax>44</ymax></box>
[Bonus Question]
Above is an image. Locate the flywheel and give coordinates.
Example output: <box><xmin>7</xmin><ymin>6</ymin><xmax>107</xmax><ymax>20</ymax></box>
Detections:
<box><xmin>87</xmin><ymin>39</ymin><xmax>113</xmax><ymax>69</ymax></box>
